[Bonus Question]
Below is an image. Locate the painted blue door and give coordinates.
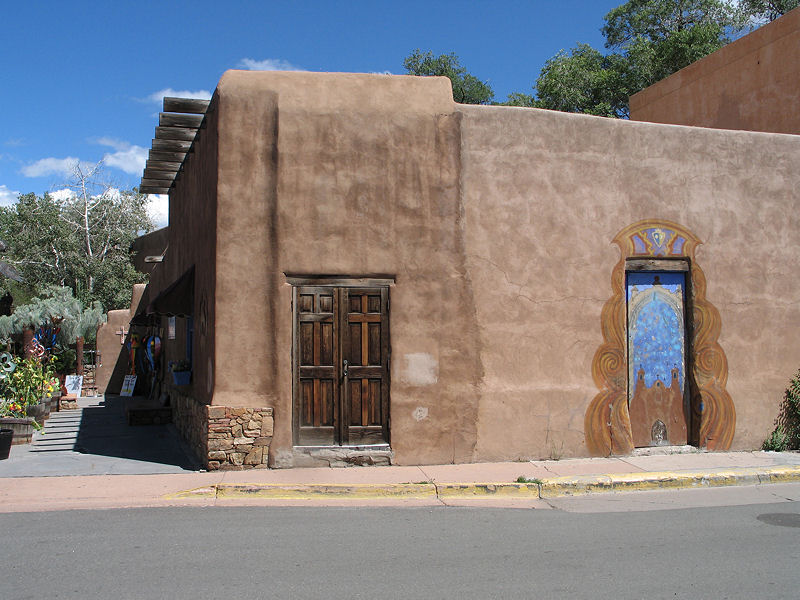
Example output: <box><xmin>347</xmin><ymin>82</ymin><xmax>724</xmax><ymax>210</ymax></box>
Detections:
<box><xmin>626</xmin><ymin>271</ymin><xmax>689</xmax><ymax>447</ymax></box>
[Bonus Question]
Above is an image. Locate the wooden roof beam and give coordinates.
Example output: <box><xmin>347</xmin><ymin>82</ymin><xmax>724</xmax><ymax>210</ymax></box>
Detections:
<box><xmin>146</xmin><ymin>159</ymin><xmax>182</xmax><ymax>171</ymax></box>
<box><xmin>140</xmin><ymin>187</ymin><xmax>171</xmax><ymax>195</ymax></box>
<box><xmin>163</xmin><ymin>97</ymin><xmax>210</xmax><ymax>114</ymax></box>
<box><xmin>140</xmin><ymin>179</ymin><xmax>174</xmax><ymax>191</ymax></box>
<box><xmin>152</xmin><ymin>138</ymin><xmax>192</xmax><ymax>152</ymax></box>
<box><xmin>143</xmin><ymin>169</ymin><xmax>176</xmax><ymax>181</ymax></box>
<box><xmin>155</xmin><ymin>126</ymin><xmax>198</xmax><ymax>141</ymax></box>
<box><xmin>159</xmin><ymin>113</ymin><xmax>204</xmax><ymax>128</ymax></box>
<box><xmin>149</xmin><ymin>150</ymin><xmax>187</xmax><ymax>163</ymax></box>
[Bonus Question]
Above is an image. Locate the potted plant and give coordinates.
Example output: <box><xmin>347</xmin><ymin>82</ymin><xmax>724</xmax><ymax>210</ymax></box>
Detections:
<box><xmin>0</xmin><ymin>399</ymin><xmax>35</xmax><ymax>445</ymax></box>
<box><xmin>170</xmin><ymin>360</ymin><xmax>192</xmax><ymax>386</ymax></box>
<box><xmin>3</xmin><ymin>355</ymin><xmax>55</xmax><ymax>427</ymax></box>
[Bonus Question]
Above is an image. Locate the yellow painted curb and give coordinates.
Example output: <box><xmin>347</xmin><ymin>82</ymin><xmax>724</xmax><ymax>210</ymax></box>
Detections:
<box><xmin>166</xmin><ymin>482</ymin><xmax>437</xmax><ymax>500</ymax></box>
<box><xmin>435</xmin><ymin>483</ymin><xmax>541</xmax><ymax>498</ymax></box>
<box><xmin>164</xmin><ymin>465</ymin><xmax>800</xmax><ymax>501</ymax></box>
<box><xmin>216</xmin><ymin>482</ymin><xmax>437</xmax><ymax>499</ymax></box>
<box><xmin>537</xmin><ymin>465</ymin><xmax>800</xmax><ymax>498</ymax></box>
<box><xmin>166</xmin><ymin>486</ymin><xmax>217</xmax><ymax>499</ymax></box>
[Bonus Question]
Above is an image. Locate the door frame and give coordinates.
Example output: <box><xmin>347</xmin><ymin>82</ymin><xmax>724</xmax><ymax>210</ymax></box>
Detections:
<box><xmin>288</xmin><ymin>277</ymin><xmax>392</xmax><ymax>448</ymax></box>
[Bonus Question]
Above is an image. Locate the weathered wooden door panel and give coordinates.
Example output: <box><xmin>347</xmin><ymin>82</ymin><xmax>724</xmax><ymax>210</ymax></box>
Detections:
<box><xmin>293</xmin><ymin>285</ymin><xmax>389</xmax><ymax>446</ymax></box>
<box><xmin>341</xmin><ymin>288</ymin><xmax>389</xmax><ymax>445</ymax></box>
<box><xmin>626</xmin><ymin>271</ymin><xmax>689</xmax><ymax>447</ymax></box>
<box><xmin>295</xmin><ymin>287</ymin><xmax>339</xmax><ymax>445</ymax></box>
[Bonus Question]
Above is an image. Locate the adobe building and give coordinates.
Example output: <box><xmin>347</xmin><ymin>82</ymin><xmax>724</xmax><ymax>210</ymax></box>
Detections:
<box><xmin>630</xmin><ymin>7</ymin><xmax>800</xmax><ymax>134</ymax></box>
<box><xmin>114</xmin><ymin>65</ymin><xmax>799</xmax><ymax>470</ymax></box>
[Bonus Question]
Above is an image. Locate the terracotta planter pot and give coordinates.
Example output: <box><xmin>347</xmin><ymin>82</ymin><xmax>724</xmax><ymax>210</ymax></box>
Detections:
<box><xmin>0</xmin><ymin>417</ymin><xmax>35</xmax><ymax>445</ymax></box>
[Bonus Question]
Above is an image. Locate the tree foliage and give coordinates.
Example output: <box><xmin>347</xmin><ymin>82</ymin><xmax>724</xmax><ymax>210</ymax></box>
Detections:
<box><xmin>0</xmin><ymin>162</ymin><xmax>153</xmax><ymax>311</ymax></box>
<box><xmin>741</xmin><ymin>0</ymin><xmax>798</xmax><ymax>22</ymax></box>
<box><xmin>535</xmin><ymin>44</ymin><xmax>633</xmax><ymax>117</ymax></box>
<box><xmin>0</xmin><ymin>286</ymin><xmax>105</xmax><ymax>344</ymax></box>
<box><xmin>513</xmin><ymin>0</ymin><xmax>793</xmax><ymax>118</ymax></box>
<box><xmin>403</xmin><ymin>49</ymin><xmax>494</xmax><ymax>104</ymax></box>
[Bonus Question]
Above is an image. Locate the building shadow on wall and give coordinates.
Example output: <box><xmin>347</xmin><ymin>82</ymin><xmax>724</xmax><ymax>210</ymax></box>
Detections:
<box><xmin>72</xmin><ymin>396</ymin><xmax>200</xmax><ymax>470</ymax></box>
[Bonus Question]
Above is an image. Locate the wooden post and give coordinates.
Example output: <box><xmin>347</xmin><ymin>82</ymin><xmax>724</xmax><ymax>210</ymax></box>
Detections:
<box><xmin>76</xmin><ymin>336</ymin><xmax>84</xmax><ymax>376</ymax></box>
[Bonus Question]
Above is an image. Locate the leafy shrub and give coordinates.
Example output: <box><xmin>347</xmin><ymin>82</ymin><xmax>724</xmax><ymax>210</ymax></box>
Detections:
<box><xmin>763</xmin><ymin>370</ymin><xmax>800</xmax><ymax>451</ymax></box>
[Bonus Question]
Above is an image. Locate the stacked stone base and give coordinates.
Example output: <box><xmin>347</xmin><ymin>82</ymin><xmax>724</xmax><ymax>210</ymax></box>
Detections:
<box><xmin>207</xmin><ymin>406</ymin><xmax>273</xmax><ymax>470</ymax></box>
<box><xmin>171</xmin><ymin>390</ymin><xmax>208</xmax><ymax>465</ymax></box>
<box><xmin>170</xmin><ymin>389</ymin><xmax>274</xmax><ymax>470</ymax></box>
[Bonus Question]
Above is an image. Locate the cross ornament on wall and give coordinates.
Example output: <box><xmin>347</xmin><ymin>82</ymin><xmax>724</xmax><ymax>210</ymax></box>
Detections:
<box><xmin>115</xmin><ymin>326</ymin><xmax>128</xmax><ymax>345</ymax></box>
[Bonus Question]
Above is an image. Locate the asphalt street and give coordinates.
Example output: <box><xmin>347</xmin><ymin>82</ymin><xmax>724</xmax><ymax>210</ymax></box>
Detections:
<box><xmin>3</xmin><ymin>487</ymin><xmax>799</xmax><ymax>600</ymax></box>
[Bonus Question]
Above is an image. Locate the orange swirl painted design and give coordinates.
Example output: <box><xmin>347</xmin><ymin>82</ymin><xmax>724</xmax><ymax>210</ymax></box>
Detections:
<box><xmin>585</xmin><ymin>220</ymin><xmax>735</xmax><ymax>456</ymax></box>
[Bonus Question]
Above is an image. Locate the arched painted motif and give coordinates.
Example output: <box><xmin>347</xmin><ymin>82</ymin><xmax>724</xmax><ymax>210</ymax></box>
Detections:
<box><xmin>585</xmin><ymin>220</ymin><xmax>735</xmax><ymax>456</ymax></box>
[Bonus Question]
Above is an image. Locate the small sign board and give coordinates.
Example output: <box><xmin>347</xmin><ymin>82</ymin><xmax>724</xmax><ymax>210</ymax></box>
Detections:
<box><xmin>168</xmin><ymin>316</ymin><xmax>176</xmax><ymax>340</ymax></box>
<box><xmin>64</xmin><ymin>375</ymin><xmax>83</xmax><ymax>398</ymax></box>
<box><xmin>121</xmin><ymin>375</ymin><xmax>137</xmax><ymax>397</ymax></box>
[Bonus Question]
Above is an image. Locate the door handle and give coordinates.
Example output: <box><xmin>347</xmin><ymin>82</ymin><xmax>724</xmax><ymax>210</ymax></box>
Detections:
<box><xmin>342</xmin><ymin>359</ymin><xmax>349</xmax><ymax>378</ymax></box>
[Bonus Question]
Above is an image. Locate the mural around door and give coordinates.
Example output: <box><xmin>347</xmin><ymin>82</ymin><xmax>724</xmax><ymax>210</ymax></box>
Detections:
<box><xmin>585</xmin><ymin>220</ymin><xmax>735</xmax><ymax>456</ymax></box>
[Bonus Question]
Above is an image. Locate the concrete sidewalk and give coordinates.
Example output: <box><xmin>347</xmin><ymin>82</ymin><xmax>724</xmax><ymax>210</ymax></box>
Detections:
<box><xmin>1</xmin><ymin>450</ymin><xmax>799</xmax><ymax>512</ymax></box>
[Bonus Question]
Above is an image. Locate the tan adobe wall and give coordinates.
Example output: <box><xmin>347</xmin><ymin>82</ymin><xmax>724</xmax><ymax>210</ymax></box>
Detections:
<box><xmin>146</xmin><ymin>95</ymin><xmax>219</xmax><ymax>408</ymax></box>
<box><xmin>196</xmin><ymin>71</ymin><xmax>799</xmax><ymax>467</ymax></box>
<box><xmin>95</xmin><ymin>283</ymin><xmax>146</xmax><ymax>394</ymax></box>
<box><xmin>460</xmin><ymin>105</ymin><xmax>800</xmax><ymax>459</ymax></box>
<box><xmin>629</xmin><ymin>8</ymin><xmax>800</xmax><ymax>134</ymax></box>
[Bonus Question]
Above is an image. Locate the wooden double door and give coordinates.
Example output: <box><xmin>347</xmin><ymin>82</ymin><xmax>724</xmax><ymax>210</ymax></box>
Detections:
<box><xmin>293</xmin><ymin>285</ymin><xmax>389</xmax><ymax>446</ymax></box>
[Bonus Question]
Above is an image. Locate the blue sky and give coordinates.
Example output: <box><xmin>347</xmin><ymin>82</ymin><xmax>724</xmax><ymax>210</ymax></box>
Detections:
<box><xmin>0</xmin><ymin>0</ymin><xmax>620</xmax><ymax>224</ymax></box>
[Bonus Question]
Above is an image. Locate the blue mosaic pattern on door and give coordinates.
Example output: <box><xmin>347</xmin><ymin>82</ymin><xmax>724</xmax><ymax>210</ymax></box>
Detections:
<box><xmin>627</xmin><ymin>272</ymin><xmax>686</xmax><ymax>396</ymax></box>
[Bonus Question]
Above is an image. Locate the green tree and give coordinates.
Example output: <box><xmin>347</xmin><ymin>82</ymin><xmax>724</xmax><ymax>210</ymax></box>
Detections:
<box><xmin>0</xmin><ymin>163</ymin><xmax>153</xmax><ymax>311</ymax></box>
<box><xmin>603</xmin><ymin>0</ymin><xmax>745</xmax><ymax>86</ymax></box>
<box><xmin>741</xmin><ymin>0</ymin><xmax>798</xmax><ymax>22</ymax></box>
<box><xmin>517</xmin><ymin>0</ymin><xmax>750</xmax><ymax>117</ymax></box>
<box><xmin>403</xmin><ymin>49</ymin><xmax>494</xmax><ymax>104</ymax></box>
<box><xmin>535</xmin><ymin>44</ymin><xmax>633</xmax><ymax>117</ymax></box>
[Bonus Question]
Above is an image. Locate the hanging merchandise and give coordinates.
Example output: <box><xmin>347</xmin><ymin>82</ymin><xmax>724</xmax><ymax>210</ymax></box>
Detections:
<box><xmin>34</xmin><ymin>325</ymin><xmax>60</xmax><ymax>352</ymax></box>
<box><xmin>144</xmin><ymin>335</ymin><xmax>162</xmax><ymax>374</ymax></box>
<box><xmin>127</xmin><ymin>333</ymin><xmax>141</xmax><ymax>375</ymax></box>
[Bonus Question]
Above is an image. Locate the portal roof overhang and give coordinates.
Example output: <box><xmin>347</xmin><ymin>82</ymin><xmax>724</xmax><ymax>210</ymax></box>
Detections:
<box><xmin>139</xmin><ymin>97</ymin><xmax>210</xmax><ymax>195</ymax></box>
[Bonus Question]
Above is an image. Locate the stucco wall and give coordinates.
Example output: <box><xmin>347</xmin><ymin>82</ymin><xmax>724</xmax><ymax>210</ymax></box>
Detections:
<box><xmin>460</xmin><ymin>105</ymin><xmax>800</xmax><ymax>459</ymax></box>
<box><xmin>145</xmin><ymin>95</ymin><xmax>219</xmax><ymax>407</ymax></box>
<box><xmin>96</xmin><ymin>283</ymin><xmax>146</xmax><ymax>394</ymax></box>
<box><xmin>630</xmin><ymin>8</ymin><xmax>800</xmax><ymax>134</ymax></box>
<box><xmin>213</xmin><ymin>71</ymin><xmax>481</xmax><ymax>466</ymax></box>
<box><xmin>188</xmin><ymin>70</ymin><xmax>799</xmax><ymax>466</ymax></box>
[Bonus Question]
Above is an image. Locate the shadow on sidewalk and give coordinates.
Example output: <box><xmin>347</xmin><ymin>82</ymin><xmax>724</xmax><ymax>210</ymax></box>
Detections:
<box><xmin>68</xmin><ymin>395</ymin><xmax>199</xmax><ymax>470</ymax></box>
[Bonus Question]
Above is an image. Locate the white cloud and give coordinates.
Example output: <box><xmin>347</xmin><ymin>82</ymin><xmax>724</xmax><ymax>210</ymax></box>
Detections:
<box><xmin>0</xmin><ymin>185</ymin><xmax>20</xmax><ymax>206</ymax></box>
<box><xmin>146</xmin><ymin>194</ymin><xmax>169</xmax><ymax>228</ymax></box>
<box><xmin>21</xmin><ymin>156</ymin><xmax>85</xmax><ymax>178</ymax></box>
<box><xmin>49</xmin><ymin>188</ymin><xmax>76</xmax><ymax>202</ymax></box>
<box><xmin>145</xmin><ymin>88</ymin><xmax>212</xmax><ymax>104</ymax></box>
<box><xmin>237</xmin><ymin>57</ymin><xmax>302</xmax><ymax>71</ymax></box>
<box><xmin>106</xmin><ymin>148</ymin><xmax>147</xmax><ymax>175</ymax></box>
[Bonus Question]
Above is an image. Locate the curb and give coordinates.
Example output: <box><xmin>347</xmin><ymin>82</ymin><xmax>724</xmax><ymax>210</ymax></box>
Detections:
<box><xmin>166</xmin><ymin>465</ymin><xmax>800</xmax><ymax>501</ymax></box>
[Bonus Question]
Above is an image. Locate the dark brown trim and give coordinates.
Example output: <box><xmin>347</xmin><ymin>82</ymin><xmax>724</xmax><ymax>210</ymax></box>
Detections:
<box><xmin>285</xmin><ymin>276</ymin><xmax>395</xmax><ymax>287</ymax></box>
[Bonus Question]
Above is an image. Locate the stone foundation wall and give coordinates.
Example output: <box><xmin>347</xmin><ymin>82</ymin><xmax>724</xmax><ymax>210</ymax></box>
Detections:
<box><xmin>207</xmin><ymin>406</ymin><xmax>273</xmax><ymax>470</ymax></box>
<box><xmin>171</xmin><ymin>390</ymin><xmax>209</xmax><ymax>466</ymax></box>
<box><xmin>170</xmin><ymin>390</ymin><xmax>274</xmax><ymax>469</ymax></box>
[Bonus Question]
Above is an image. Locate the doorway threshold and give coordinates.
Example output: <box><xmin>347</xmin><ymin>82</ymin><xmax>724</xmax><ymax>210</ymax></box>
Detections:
<box><xmin>630</xmin><ymin>445</ymin><xmax>701</xmax><ymax>457</ymax></box>
<box><xmin>289</xmin><ymin>444</ymin><xmax>393</xmax><ymax>468</ymax></box>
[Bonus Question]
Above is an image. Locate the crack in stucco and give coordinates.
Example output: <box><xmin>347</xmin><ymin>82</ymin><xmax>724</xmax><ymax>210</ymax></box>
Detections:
<box><xmin>467</xmin><ymin>254</ymin><xmax>604</xmax><ymax>305</ymax></box>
